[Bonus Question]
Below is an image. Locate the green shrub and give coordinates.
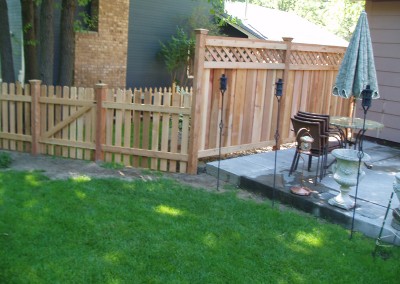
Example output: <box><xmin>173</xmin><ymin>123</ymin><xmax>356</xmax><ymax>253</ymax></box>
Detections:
<box><xmin>0</xmin><ymin>152</ymin><xmax>12</xmax><ymax>168</ymax></box>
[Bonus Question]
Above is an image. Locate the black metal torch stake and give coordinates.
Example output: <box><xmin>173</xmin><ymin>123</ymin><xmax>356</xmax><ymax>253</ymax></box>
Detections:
<box><xmin>350</xmin><ymin>85</ymin><xmax>372</xmax><ymax>240</ymax></box>
<box><xmin>373</xmin><ymin>192</ymin><xmax>394</xmax><ymax>258</ymax></box>
<box><xmin>217</xmin><ymin>74</ymin><xmax>227</xmax><ymax>191</ymax></box>
<box><xmin>272</xmin><ymin>79</ymin><xmax>283</xmax><ymax>207</ymax></box>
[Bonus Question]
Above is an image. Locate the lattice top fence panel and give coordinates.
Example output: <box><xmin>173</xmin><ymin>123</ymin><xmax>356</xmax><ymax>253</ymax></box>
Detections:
<box><xmin>205</xmin><ymin>45</ymin><xmax>285</xmax><ymax>65</ymax></box>
<box><xmin>202</xmin><ymin>36</ymin><xmax>345</xmax><ymax>70</ymax></box>
<box><xmin>290</xmin><ymin>50</ymin><xmax>343</xmax><ymax>68</ymax></box>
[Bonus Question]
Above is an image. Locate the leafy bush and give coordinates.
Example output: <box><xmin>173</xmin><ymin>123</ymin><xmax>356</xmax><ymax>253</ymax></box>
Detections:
<box><xmin>0</xmin><ymin>152</ymin><xmax>12</xmax><ymax>168</ymax></box>
<box><xmin>158</xmin><ymin>27</ymin><xmax>195</xmax><ymax>86</ymax></box>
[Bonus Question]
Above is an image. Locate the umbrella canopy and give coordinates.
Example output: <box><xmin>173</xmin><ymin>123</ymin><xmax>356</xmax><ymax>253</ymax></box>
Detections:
<box><xmin>332</xmin><ymin>11</ymin><xmax>379</xmax><ymax>99</ymax></box>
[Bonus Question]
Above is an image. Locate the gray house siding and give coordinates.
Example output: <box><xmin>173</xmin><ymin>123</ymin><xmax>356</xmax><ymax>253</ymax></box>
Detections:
<box><xmin>363</xmin><ymin>0</ymin><xmax>400</xmax><ymax>144</ymax></box>
<box><xmin>126</xmin><ymin>0</ymin><xmax>206</xmax><ymax>88</ymax></box>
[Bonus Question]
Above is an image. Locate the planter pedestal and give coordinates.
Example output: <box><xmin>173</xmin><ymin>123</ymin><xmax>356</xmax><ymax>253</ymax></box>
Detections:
<box><xmin>328</xmin><ymin>149</ymin><xmax>370</xmax><ymax>210</ymax></box>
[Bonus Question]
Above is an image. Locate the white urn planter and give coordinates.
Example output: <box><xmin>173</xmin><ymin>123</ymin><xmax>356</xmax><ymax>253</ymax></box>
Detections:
<box><xmin>392</xmin><ymin>173</ymin><xmax>400</xmax><ymax>230</ymax></box>
<box><xmin>328</xmin><ymin>149</ymin><xmax>370</xmax><ymax>210</ymax></box>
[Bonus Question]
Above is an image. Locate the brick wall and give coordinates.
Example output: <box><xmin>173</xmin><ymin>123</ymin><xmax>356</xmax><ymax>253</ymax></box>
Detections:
<box><xmin>74</xmin><ymin>0</ymin><xmax>129</xmax><ymax>88</ymax></box>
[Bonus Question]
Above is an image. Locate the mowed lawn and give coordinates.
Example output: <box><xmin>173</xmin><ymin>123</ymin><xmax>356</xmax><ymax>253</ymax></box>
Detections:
<box><xmin>1</xmin><ymin>170</ymin><xmax>399</xmax><ymax>283</ymax></box>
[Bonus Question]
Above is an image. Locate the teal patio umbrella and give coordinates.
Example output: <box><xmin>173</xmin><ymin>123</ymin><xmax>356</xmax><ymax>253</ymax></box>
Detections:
<box><xmin>332</xmin><ymin>11</ymin><xmax>380</xmax><ymax>240</ymax></box>
<box><xmin>333</xmin><ymin>11</ymin><xmax>379</xmax><ymax>101</ymax></box>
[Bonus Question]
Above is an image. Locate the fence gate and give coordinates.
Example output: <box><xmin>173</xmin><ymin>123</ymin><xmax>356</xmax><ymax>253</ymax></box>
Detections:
<box><xmin>38</xmin><ymin>85</ymin><xmax>96</xmax><ymax>160</ymax></box>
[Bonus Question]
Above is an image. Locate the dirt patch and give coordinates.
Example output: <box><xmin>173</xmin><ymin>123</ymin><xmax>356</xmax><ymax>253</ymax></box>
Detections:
<box><xmin>1</xmin><ymin>144</ymin><xmax>295</xmax><ymax>202</ymax></box>
<box><xmin>2</xmin><ymin>150</ymin><xmax>228</xmax><ymax>192</ymax></box>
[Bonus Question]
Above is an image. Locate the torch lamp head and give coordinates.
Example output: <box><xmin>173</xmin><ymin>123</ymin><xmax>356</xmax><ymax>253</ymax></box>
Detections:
<box><xmin>361</xmin><ymin>85</ymin><xmax>373</xmax><ymax>111</ymax></box>
<box><xmin>275</xmin><ymin>79</ymin><xmax>283</xmax><ymax>98</ymax></box>
<box><xmin>220</xmin><ymin>74</ymin><xmax>227</xmax><ymax>92</ymax></box>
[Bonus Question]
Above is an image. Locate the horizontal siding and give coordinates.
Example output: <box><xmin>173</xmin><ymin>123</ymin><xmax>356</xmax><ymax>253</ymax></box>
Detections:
<box><xmin>375</xmin><ymin>57</ymin><xmax>400</xmax><ymax>72</ymax></box>
<box><xmin>383</xmin><ymin>100</ymin><xmax>400</xmax><ymax>115</ymax></box>
<box><xmin>380</xmin><ymin>127</ymin><xmax>400</xmax><ymax>142</ymax></box>
<box><xmin>369</xmin><ymin>15</ymin><xmax>400</xmax><ymax>29</ymax></box>
<box><xmin>368</xmin><ymin>99</ymin><xmax>385</xmax><ymax>112</ymax></box>
<box><xmin>378</xmin><ymin>85</ymin><xmax>400</xmax><ymax>100</ymax></box>
<box><xmin>377</xmin><ymin>71</ymin><xmax>400</xmax><ymax>88</ymax></box>
<box><xmin>369</xmin><ymin>1</ymin><xmax>400</xmax><ymax>15</ymax></box>
<box><xmin>366</xmin><ymin>0</ymin><xmax>400</xmax><ymax>143</ymax></box>
<box><xmin>372</xmin><ymin>42</ymin><xmax>400</xmax><ymax>58</ymax></box>
<box><xmin>370</xmin><ymin>29</ymin><xmax>400</xmax><ymax>43</ymax></box>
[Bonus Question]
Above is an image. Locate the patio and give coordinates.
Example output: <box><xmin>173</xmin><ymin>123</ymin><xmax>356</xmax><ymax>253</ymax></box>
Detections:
<box><xmin>206</xmin><ymin>140</ymin><xmax>400</xmax><ymax>245</ymax></box>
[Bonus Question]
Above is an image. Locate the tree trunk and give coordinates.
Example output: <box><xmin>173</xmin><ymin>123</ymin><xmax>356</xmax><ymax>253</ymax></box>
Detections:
<box><xmin>21</xmin><ymin>0</ymin><xmax>39</xmax><ymax>81</ymax></box>
<box><xmin>40</xmin><ymin>0</ymin><xmax>54</xmax><ymax>85</ymax></box>
<box><xmin>0</xmin><ymin>0</ymin><xmax>16</xmax><ymax>83</ymax></box>
<box><xmin>58</xmin><ymin>0</ymin><xmax>76</xmax><ymax>87</ymax></box>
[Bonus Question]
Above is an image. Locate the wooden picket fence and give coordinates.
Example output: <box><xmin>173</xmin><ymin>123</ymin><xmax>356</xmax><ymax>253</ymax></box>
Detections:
<box><xmin>0</xmin><ymin>81</ymin><xmax>192</xmax><ymax>173</ymax></box>
<box><xmin>100</xmin><ymin>86</ymin><xmax>192</xmax><ymax>172</ymax></box>
<box><xmin>0</xmin><ymin>33</ymin><xmax>352</xmax><ymax>174</ymax></box>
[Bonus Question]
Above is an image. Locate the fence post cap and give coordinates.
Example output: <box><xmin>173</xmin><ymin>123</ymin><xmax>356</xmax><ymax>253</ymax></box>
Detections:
<box><xmin>95</xmin><ymin>83</ymin><xmax>108</xmax><ymax>88</ymax></box>
<box><xmin>29</xmin><ymin>80</ymin><xmax>42</xmax><ymax>85</ymax></box>
<box><xmin>195</xmin><ymin>29</ymin><xmax>209</xmax><ymax>35</ymax></box>
<box><xmin>282</xmin><ymin>37</ymin><xmax>294</xmax><ymax>42</ymax></box>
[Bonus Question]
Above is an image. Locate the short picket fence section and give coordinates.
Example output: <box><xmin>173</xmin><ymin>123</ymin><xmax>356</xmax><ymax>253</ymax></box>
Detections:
<box><xmin>0</xmin><ymin>82</ymin><xmax>192</xmax><ymax>173</ymax></box>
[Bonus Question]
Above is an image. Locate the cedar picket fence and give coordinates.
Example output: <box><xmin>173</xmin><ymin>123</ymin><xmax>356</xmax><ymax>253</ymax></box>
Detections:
<box><xmin>0</xmin><ymin>81</ymin><xmax>192</xmax><ymax>173</ymax></box>
<box><xmin>187</xmin><ymin>30</ymin><xmax>352</xmax><ymax>173</ymax></box>
<box><xmin>0</xmin><ymin>33</ymin><xmax>352</xmax><ymax>174</ymax></box>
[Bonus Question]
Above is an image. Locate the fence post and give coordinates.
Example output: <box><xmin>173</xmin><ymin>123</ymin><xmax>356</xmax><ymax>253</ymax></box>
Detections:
<box><xmin>187</xmin><ymin>29</ymin><xmax>208</xmax><ymax>174</ymax></box>
<box><xmin>278</xmin><ymin>37</ymin><xmax>294</xmax><ymax>149</ymax></box>
<box><xmin>95</xmin><ymin>83</ymin><xmax>107</xmax><ymax>161</ymax></box>
<box><xmin>29</xmin><ymin>80</ymin><xmax>41</xmax><ymax>155</ymax></box>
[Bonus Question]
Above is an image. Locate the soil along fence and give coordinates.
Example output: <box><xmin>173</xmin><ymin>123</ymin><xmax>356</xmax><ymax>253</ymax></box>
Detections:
<box><xmin>0</xmin><ymin>81</ymin><xmax>192</xmax><ymax>173</ymax></box>
<box><xmin>187</xmin><ymin>29</ymin><xmax>351</xmax><ymax>173</ymax></box>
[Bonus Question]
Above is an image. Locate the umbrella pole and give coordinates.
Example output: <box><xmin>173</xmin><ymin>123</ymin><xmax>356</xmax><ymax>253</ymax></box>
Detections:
<box><xmin>349</xmin><ymin>110</ymin><xmax>366</xmax><ymax>239</ymax></box>
<box><xmin>350</xmin><ymin>98</ymin><xmax>357</xmax><ymax>144</ymax></box>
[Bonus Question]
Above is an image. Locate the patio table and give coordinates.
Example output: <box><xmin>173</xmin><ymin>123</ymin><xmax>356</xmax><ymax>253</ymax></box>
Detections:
<box><xmin>330</xmin><ymin>116</ymin><xmax>384</xmax><ymax>149</ymax></box>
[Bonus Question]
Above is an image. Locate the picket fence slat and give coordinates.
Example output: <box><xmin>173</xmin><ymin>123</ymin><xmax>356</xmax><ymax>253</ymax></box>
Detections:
<box><xmin>9</xmin><ymin>83</ymin><xmax>17</xmax><ymax>151</ymax></box>
<box><xmin>76</xmin><ymin>88</ymin><xmax>84</xmax><ymax>160</ymax></box>
<box><xmin>16</xmin><ymin>83</ymin><xmax>24</xmax><ymax>151</ymax></box>
<box><xmin>62</xmin><ymin>86</ymin><xmax>69</xmax><ymax>158</ymax></box>
<box><xmin>114</xmin><ymin>89</ymin><xmax>124</xmax><ymax>164</ymax></box>
<box><xmin>160</xmin><ymin>90</ymin><xmax>171</xmax><ymax>171</ymax></box>
<box><xmin>151</xmin><ymin>91</ymin><xmax>161</xmax><ymax>170</ymax></box>
<box><xmin>132</xmin><ymin>89</ymin><xmax>141</xmax><ymax>167</ymax></box>
<box><xmin>69</xmin><ymin>87</ymin><xmax>77</xmax><ymax>159</ymax></box>
<box><xmin>44</xmin><ymin>86</ymin><xmax>53</xmax><ymax>155</ymax></box>
<box><xmin>105</xmin><ymin>89</ymin><xmax>114</xmax><ymax>163</ymax></box>
<box><xmin>122</xmin><ymin>89</ymin><xmax>132</xmax><ymax>166</ymax></box>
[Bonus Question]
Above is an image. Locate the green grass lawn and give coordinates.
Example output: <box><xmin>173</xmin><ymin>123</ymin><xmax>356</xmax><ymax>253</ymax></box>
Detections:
<box><xmin>1</xmin><ymin>170</ymin><xmax>399</xmax><ymax>283</ymax></box>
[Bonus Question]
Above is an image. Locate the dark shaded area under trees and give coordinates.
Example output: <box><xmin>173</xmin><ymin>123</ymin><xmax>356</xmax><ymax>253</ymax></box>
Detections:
<box><xmin>0</xmin><ymin>0</ymin><xmax>95</xmax><ymax>86</ymax></box>
<box><xmin>0</xmin><ymin>0</ymin><xmax>15</xmax><ymax>83</ymax></box>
